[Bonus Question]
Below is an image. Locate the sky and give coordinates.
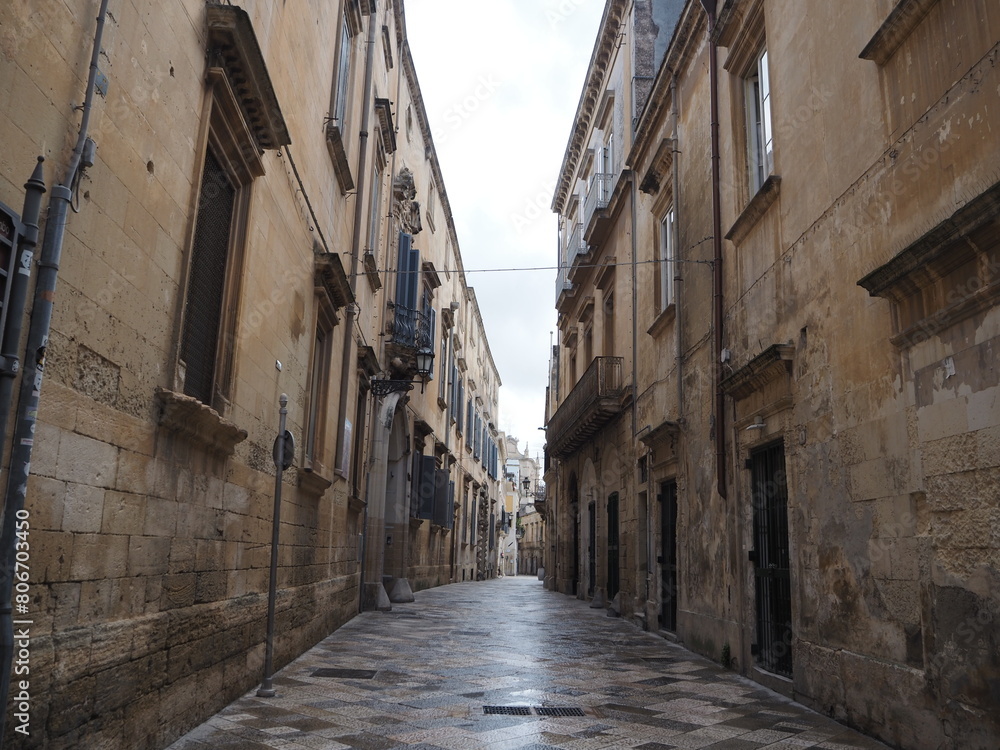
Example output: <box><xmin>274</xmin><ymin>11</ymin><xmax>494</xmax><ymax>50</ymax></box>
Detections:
<box><xmin>404</xmin><ymin>0</ymin><xmax>605</xmax><ymax>461</ymax></box>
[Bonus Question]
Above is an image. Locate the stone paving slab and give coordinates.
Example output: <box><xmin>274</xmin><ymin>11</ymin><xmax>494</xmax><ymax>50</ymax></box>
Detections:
<box><xmin>166</xmin><ymin>577</ymin><xmax>892</xmax><ymax>750</ymax></box>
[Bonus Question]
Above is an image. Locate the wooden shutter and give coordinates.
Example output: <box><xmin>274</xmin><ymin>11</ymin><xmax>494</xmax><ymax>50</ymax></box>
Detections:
<box><xmin>416</xmin><ymin>454</ymin><xmax>436</xmax><ymax>520</ymax></box>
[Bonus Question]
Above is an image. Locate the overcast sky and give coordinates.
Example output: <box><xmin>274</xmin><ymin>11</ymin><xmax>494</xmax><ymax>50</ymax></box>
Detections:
<box><xmin>405</xmin><ymin>0</ymin><xmax>605</xmax><ymax>461</ymax></box>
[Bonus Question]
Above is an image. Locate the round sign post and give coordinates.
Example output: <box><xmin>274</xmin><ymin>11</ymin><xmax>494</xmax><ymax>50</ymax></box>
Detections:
<box><xmin>258</xmin><ymin>394</ymin><xmax>291</xmax><ymax>697</ymax></box>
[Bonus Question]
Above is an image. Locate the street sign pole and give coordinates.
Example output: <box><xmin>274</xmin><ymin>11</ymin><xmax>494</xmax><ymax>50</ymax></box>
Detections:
<box><xmin>258</xmin><ymin>393</ymin><xmax>292</xmax><ymax>698</ymax></box>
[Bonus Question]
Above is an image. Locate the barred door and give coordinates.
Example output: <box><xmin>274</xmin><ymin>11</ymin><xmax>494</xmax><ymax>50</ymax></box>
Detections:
<box><xmin>607</xmin><ymin>493</ymin><xmax>620</xmax><ymax>600</ymax></box>
<box><xmin>750</xmin><ymin>442</ymin><xmax>793</xmax><ymax>677</ymax></box>
<box><xmin>659</xmin><ymin>481</ymin><xmax>678</xmax><ymax>631</ymax></box>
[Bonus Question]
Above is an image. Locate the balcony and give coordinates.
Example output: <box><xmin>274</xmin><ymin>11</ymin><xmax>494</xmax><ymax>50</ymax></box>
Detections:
<box><xmin>584</xmin><ymin>173</ymin><xmax>613</xmax><ymax>241</ymax></box>
<box><xmin>385</xmin><ymin>303</ymin><xmax>431</xmax><ymax>376</ymax></box>
<box><xmin>567</xmin><ymin>222</ymin><xmax>587</xmax><ymax>259</ymax></box>
<box><xmin>546</xmin><ymin>356</ymin><xmax>629</xmax><ymax>459</ymax></box>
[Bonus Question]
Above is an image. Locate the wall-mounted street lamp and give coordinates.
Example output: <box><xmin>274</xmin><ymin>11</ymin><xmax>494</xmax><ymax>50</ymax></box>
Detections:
<box><xmin>370</xmin><ymin>346</ymin><xmax>434</xmax><ymax>397</ymax></box>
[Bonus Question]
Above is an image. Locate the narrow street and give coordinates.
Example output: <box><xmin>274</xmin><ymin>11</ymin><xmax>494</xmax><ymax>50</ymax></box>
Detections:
<box><xmin>167</xmin><ymin>578</ymin><xmax>889</xmax><ymax>750</ymax></box>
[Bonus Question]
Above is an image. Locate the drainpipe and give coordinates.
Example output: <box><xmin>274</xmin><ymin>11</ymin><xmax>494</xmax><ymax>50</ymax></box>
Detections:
<box><xmin>337</xmin><ymin>9</ymin><xmax>378</xmax><ymax>487</ymax></box>
<box><xmin>0</xmin><ymin>2</ymin><xmax>110</xmax><ymax>741</ymax></box>
<box><xmin>671</xmin><ymin>76</ymin><xmax>684</xmax><ymax>424</ymax></box>
<box><xmin>0</xmin><ymin>159</ymin><xmax>46</xmax><ymax>745</ymax></box>
<box><xmin>702</xmin><ymin>0</ymin><xmax>727</xmax><ymax>499</ymax></box>
<box><xmin>341</xmin><ymin>11</ymin><xmax>377</xmax><ymax>614</ymax></box>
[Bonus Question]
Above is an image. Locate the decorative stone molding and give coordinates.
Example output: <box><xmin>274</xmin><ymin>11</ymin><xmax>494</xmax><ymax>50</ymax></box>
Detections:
<box><xmin>720</xmin><ymin>344</ymin><xmax>794</xmax><ymax>401</ymax></box>
<box><xmin>552</xmin><ymin>0</ymin><xmax>629</xmax><ymax>214</ymax></box>
<box><xmin>725</xmin><ymin>174</ymin><xmax>780</xmax><ymax>243</ymax></box>
<box><xmin>297</xmin><ymin>467</ymin><xmax>333</xmax><ymax>498</ymax></box>
<box><xmin>374</xmin><ymin>98</ymin><xmax>396</xmax><ymax>153</ymax></box>
<box><xmin>326</xmin><ymin>123</ymin><xmax>355</xmax><ymax>192</ymax></box>
<box><xmin>639</xmin><ymin>138</ymin><xmax>675</xmax><ymax>195</ymax></box>
<box><xmin>362</xmin><ymin>251</ymin><xmax>382</xmax><ymax>292</ymax></box>
<box><xmin>860</xmin><ymin>0</ymin><xmax>942</xmax><ymax>66</ymax></box>
<box><xmin>348</xmin><ymin>495</ymin><xmax>366</xmax><ymax>514</ymax></box>
<box><xmin>314</xmin><ymin>252</ymin><xmax>354</xmax><ymax>311</ymax></box>
<box><xmin>154</xmin><ymin>386</ymin><xmax>247</xmax><ymax>456</ymax></box>
<box><xmin>858</xmin><ymin>180</ymin><xmax>1000</xmax><ymax>348</ymax></box>
<box><xmin>392</xmin><ymin>168</ymin><xmax>422</xmax><ymax>235</ymax></box>
<box><xmin>206</xmin><ymin>5</ymin><xmax>290</xmax><ymax>151</ymax></box>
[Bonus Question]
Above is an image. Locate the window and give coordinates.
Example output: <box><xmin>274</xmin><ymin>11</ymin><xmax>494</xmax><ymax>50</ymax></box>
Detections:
<box><xmin>333</xmin><ymin>10</ymin><xmax>356</xmax><ymax>126</ymax></box>
<box><xmin>179</xmin><ymin>72</ymin><xmax>264</xmax><ymax>408</ymax></box>
<box><xmin>426</xmin><ymin>180</ymin><xmax>437</xmax><ymax>232</ymax></box>
<box><xmin>745</xmin><ymin>47</ymin><xmax>773</xmax><ymax>194</ymax></box>
<box><xmin>658</xmin><ymin>207</ymin><xmax>675</xmax><ymax>312</ymax></box>
<box><xmin>367</xmin><ymin>142</ymin><xmax>386</xmax><ymax>254</ymax></box>
<box><xmin>603</xmin><ymin>292</ymin><xmax>615</xmax><ymax>356</ymax></box>
<box><xmin>304</xmin><ymin>304</ymin><xmax>336</xmax><ymax>466</ymax></box>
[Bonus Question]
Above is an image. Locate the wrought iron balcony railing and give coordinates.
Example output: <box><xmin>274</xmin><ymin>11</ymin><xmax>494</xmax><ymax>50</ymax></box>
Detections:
<box><xmin>546</xmin><ymin>356</ymin><xmax>628</xmax><ymax>458</ymax></box>
<box><xmin>388</xmin><ymin>303</ymin><xmax>431</xmax><ymax>350</ymax></box>
<box><xmin>584</xmin><ymin>173</ymin><xmax>613</xmax><ymax>231</ymax></box>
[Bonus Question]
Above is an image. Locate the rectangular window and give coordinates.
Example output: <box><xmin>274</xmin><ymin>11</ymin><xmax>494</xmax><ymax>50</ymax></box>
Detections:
<box><xmin>181</xmin><ymin>150</ymin><xmax>236</xmax><ymax>404</ymax></box>
<box><xmin>658</xmin><ymin>207</ymin><xmax>675</xmax><ymax>312</ymax></box>
<box><xmin>745</xmin><ymin>47</ymin><xmax>773</xmax><ymax>194</ymax></box>
<box><xmin>333</xmin><ymin>14</ymin><xmax>353</xmax><ymax>125</ymax></box>
<box><xmin>304</xmin><ymin>306</ymin><xmax>335</xmax><ymax>465</ymax></box>
<box><xmin>367</xmin><ymin>143</ymin><xmax>386</xmax><ymax>253</ymax></box>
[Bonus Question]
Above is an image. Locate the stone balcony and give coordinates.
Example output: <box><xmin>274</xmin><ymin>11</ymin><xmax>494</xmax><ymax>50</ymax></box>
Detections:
<box><xmin>546</xmin><ymin>356</ymin><xmax>629</xmax><ymax>459</ymax></box>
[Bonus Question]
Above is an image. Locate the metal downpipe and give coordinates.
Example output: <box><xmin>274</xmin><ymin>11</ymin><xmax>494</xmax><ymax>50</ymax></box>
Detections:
<box><xmin>702</xmin><ymin>0</ymin><xmax>727</xmax><ymax>499</ymax></box>
<box><xmin>0</xmin><ymin>1</ymin><xmax>111</xmax><ymax>740</ymax></box>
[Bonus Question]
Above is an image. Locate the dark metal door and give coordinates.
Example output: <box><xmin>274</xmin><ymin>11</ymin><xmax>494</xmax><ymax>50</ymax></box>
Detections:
<box><xmin>572</xmin><ymin>516</ymin><xmax>580</xmax><ymax>596</ymax></box>
<box><xmin>607</xmin><ymin>493</ymin><xmax>620</xmax><ymax>600</ymax></box>
<box><xmin>588</xmin><ymin>503</ymin><xmax>596</xmax><ymax>597</ymax></box>
<box><xmin>659</xmin><ymin>481</ymin><xmax>678</xmax><ymax>631</ymax></box>
<box><xmin>750</xmin><ymin>442</ymin><xmax>793</xmax><ymax>677</ymax></box>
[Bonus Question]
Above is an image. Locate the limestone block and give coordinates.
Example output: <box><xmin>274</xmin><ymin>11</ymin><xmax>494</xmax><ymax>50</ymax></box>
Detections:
<box><xmin>89</xmin><ymin>619</ymin><xmax>136</xmax><ymax>673</ymax></box>
<box><xmin>108</xmin><ymin>576</ymin><xmax>146</xmax><ymax>620</ymax></box>
<box><xmin>60</xmin><ymin>481</ymin><xmax>105</xmax><ymax>533</ymax></box>
<box><xmin>976</xmin><ymin>424</ymin><xmax>1000</xmax><ymax>470</ymax></box>
<box><xmin>160</xmin><ymin>573</ymin><xmax>196</xmax><ymax>610</ymax></box>
<box><xmin>144</xmin><ymin>497</ymin><xmax>179</xmax><ymax>537</ymax></box>
<box><xmin>56</xmin><ymin>430</ymin><xmax>119</xmax><ymax>488</ymax></box>
<box><xmin>195</xmin><ymin>570</ymin><xmax>227</xmax><ymax>603</ymax></box>
<box><xmin>127</xmin><ymin>535</ymin><xmax>171</xmax><ymax>577</ymax></box>
<box><xmin>922</xmin><ymin>431</ymin><xmax>979</xmax><ymax>477</ymax></box>
<box><xmin>101</xmin><ymin>491</ymin><xmax>146</xmax><ymax>535</ymax></box>
<box><xmin>168</xmin><ymin>538</ymin><xmax>196</xmax><ymax>574</ymax></box>
<box><xmin>69</xmin><ymin>533</ymin><xmax>128</xmax><ymax>581</ymax></box>
<box><xmin>32</xmin><ymin>420</ymin><xmax>62</xmax><ymax>479</ymax></box>
<box><xmin>32</xmin><ymin>529</ymin><xmax>73</xmax><ymax>583</ymax></box>
<box><xmin>26</xmin><ymin>474</ymin><xmax>67</xmax><ymax>531</ymax></box>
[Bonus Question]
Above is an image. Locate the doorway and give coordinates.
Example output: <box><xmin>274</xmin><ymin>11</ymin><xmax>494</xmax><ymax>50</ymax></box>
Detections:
<box><xmin>659</xmin><ymin>480</ymin><xmax>677</xmax><ymax>631</ymax></box>
<box><xmin>607</xmin><ymin>492</ymin><xmax>619</xmax><ymax>600</ymax></box>
<box><xmin>749</xmin><ymin>441</ymin><xmax>792</xmax><ymax>677</ymax></box>
<box><xmin>587</xmin><ymin>502</ymin><xmax>596</xmax><ymax>598</ymax></box>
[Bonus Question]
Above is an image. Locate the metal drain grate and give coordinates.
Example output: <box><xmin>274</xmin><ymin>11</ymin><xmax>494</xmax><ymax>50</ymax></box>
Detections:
<box><xmin>483</xmin><ymin>705</ymin><xmax>587</xmax><ymax>717</ymax></box>
<box><xmin>536</xmin><ymin>707</ymin><xmax>586</xmax><ymax>717</ymax></box>
<box><xmin>484</xmin><ymin>706</ymin><xmax>533</xmax><ymax>715</ymax></box>
<box><xmin>311</xmin><ymin>668</ymin><xmax>377</xmax><ymax>679</ymax></box>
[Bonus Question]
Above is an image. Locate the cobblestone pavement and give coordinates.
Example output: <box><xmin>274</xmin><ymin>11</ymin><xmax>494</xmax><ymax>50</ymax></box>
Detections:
<box><xmin>167</xmin><ymin>577</ymin><xmax>891</xmax><ymax>750</ymax></box>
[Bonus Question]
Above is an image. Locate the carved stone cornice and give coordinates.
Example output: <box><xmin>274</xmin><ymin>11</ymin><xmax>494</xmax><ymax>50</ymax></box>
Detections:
<box><xmin>860</xmin><ymin>0</ymin><xmax>942</xmax><ymax>66</ymax></box>
<box><xmin>314</xmin><ymin>252</ymin><xmax>354</xmax><ymax>310</ymax></box>
<box><xmin>374</xmin><ymin>98</ymin><xmax>397</xmax><ymax>154</ymax></box>
<box><xmin>206</xmin><ymin>4</ymin><xmax>290</xmax><ymax>150</ymax></box>
<box><xmin>725</xmin><ymin>175</ymin><xmax>781</xmax><ymax>244</ymax></box>
<box><xmin>720</xmin><ymin>344</ymin><xmax>794</xmax><ymax>401</ymax></box>
<box><xmin>297</xmin><ymin>468</ymin><xmax>333</xmax><ymax>498</ymax></box>
<box><xmin>552</xmin><ymin>0</ymin><xmax>629</xmax><ymax>214</ymax></box>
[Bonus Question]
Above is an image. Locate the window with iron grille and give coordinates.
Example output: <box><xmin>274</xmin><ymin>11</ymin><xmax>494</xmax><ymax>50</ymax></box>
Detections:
<box><xmin>304</xmin><ymin>303</ymin><xmax>336</xmax><ymax>467</ymax></box>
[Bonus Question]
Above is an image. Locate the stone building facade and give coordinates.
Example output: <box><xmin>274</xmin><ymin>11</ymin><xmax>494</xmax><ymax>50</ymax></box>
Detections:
<box><xmin>0</xmin><ymin>1</ymin><xmax>500</xmax><ymax>747</ymax></box>
<box><xmin>547</xmin><ymin>0</ymin><xmax>1000</xmax><ymax>748</ymax></box>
